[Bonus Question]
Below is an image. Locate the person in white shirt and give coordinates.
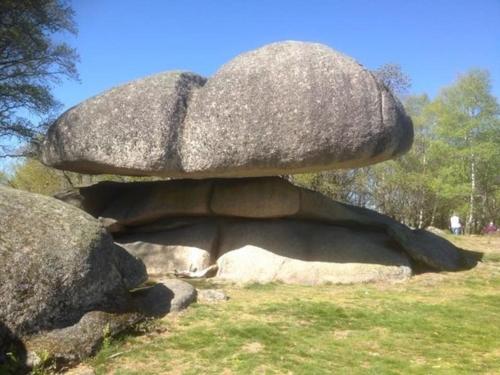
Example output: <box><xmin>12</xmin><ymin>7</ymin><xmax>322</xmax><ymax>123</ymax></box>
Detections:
<box><xmin>450</xmin><ymin>214</ymin><xmax>461</xmax><ymax>235</ymax></box>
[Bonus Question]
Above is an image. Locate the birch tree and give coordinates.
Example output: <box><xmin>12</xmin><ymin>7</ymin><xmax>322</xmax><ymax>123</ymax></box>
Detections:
<box><xmin>432</xmin><ymin>70</ymin><xmax>499</xmax><ymax>233</ymax></box>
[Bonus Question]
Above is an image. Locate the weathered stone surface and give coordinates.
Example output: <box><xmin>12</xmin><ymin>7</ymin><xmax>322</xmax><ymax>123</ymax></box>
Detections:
<box><xmin>56</xmin><ymin>177</ymin><xmax>474</xmax><ymax>272</ymax></box>
<box><xmin>56</xmin><ymin>180</ymin><xmax>213</xmax><ymax>228</ymax></box>
<box><xmin>56</xmin><ymin>178</ymin><xmax>300</xmax><ymax>229</ymax></box>
<box><xmin>216</xmin><ymin>219</ymin><xmax>412</xmax><ymax>285</ymax></box>
<box><xmin>100</xmin><ymin>179</ymin><xmax>212</xmax><ymax>226</ymax></box>
<box><xmin>23</xmin><ymin>280</ymin><xmax>197</xmax><ymax>367</ymax></box>
<box><xmin>181</xmin><ymin>41</ymin><xmax>413</xmax><ymax>177</ymax></box>
<box><xmin>116</xmin><ymin>219</ymin><xmax>216</xmax><ymax>275</ymax></box>
<box><xmin>25</xmin><ymin>311</ymin><xmax>143</xmax><ymax>367</ymax></box>
<box><xmin>42</xmin><ymin>42</ymin><xmax>412</xmax><ymax>178</ymax></box>
<box><xmin>295</xmin><ymin>188</ymin><xmax>471</xmax><ymax>271</ymax></box>
<box><xmin>54</xmin><ymin>181</ymin><xmax>125</xmax><ymax>217</ymax></box>
<box><xmin>211</xmin><ymin>177</ymin><xmax>300</xmax><ymax>218</ymax></box>
<box><xmin>13</xmin><ymin>281</ymin><xmax>195</xmax><ymax>368</ymax></box>
<box><xmin>156</xmin><ymin>279</ymin><xmax>197</xmax><ymax>312</ymax></box>
<box><xmin>42</xmin><ymin>71</ymin><xmax>206</xmax><ymax>176</ymax></box>
<box><xmin>112</xmin><ymin>244</ymin><xmax>148</xmax><ymax>290</ymax></box>
<box><xmin>0</xmin><ymin>186</ymin><xmax>147</xmax><ymax>341</ymax></box>
<box><xmin>115</xmin><ymin>216</ymin><xmax>414</xmax><ymax>283</ymax></box>
<box><xmin>129</xmin><ymin>279</ymin><xmax>196</xmax><ymax>316</ymax></box>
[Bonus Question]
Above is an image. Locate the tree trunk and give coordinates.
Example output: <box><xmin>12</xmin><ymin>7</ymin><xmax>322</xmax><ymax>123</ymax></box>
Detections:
<box><xmin>418</xmin><ymin>206</ymin><xmax>424</xmax><ymax>229</ymax></box>
<box><xmin>466</xmin><ymin>156</ymin><xmax>476</xmax><ymax>234</ymax></box>
<box><xmin>430</xmin><ymin>202</ymin><xmax>437</xmax><ymax>227</ymax></box>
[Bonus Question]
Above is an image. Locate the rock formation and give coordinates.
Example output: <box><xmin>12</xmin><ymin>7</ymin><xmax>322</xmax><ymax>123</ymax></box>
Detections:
<box><xmin>42</xmin><ymin>41</ymin><xmax>413</xmax><ymax>177</ymax></box>
<box><xmin>38</xmin><ymin>41</ymin><xmax>474</xmax><ymax>290</ymax></box>
<box><xmin>55</xmin><ymin>177</ymin><xmax>472</xmax><ymax>283</ymax></box>
<box><xmin>6</xmin><ymin>40</ymin><xmax>468</xmax><ymax>371</ymax></box>
<box><xmin>0</xmin><ymin>186</ymin><xmax>146</xmax><ymax>337</ymax></box>
<box><xmin>1</xmin><ymin>41</ymin><xmax>476</xmax><ymax>369</ymax></box>
<box><xmin>0</xmin><ymin>186</ymin><xmax>195</xmax><ymax>370</ymax></box>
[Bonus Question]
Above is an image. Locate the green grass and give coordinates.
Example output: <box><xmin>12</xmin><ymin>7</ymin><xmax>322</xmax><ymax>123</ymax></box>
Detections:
<box><xmin>82</xmin><ymin>235</ymin><xmax>500</xmax><ymax>374</ymax></box>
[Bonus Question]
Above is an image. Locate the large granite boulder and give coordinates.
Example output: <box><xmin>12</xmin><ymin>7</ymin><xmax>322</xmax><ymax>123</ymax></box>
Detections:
<box><xmin>0</xmin><ymin>186</ymin><xmax>148</xmax><ymax>368</ymax></box>
<box><xmin>116</xmin><ymin>217</ymin><xmax>412</xmax><ymax>285</ymax></box>
<box><xmin>114</xmin><ymin>216</ymin><xmax>414</xmax><ymax>284</ymax></box>
<box><xmin>56</xmin><ymin>177</ymin><xmax>472</xmax><ymax>272</ymax></box>
<box><xmin>216</xmin><ymin>220</ymin><xmax>412</xmax><ymax>285</ymax></box>
<box><xmin>182</xmin><ymin>41</ymin><xmax>413</xmax><ymax>177</ymax></box>
<box><xmin>42</xmin><ymin>71</ymin><xmax>206</xmax><ymax>176</ymax></box>
<box><xmin>42</xmin><ymin>41</ymin><xmax>413</xmax><ymax>178</ymax></box>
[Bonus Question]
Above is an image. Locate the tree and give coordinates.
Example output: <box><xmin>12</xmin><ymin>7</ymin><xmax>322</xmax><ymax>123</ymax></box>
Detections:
<box><xmin>0</xmin><ymin>0</ymin><xmax>78</xmax><ymax>157</ymax></box>
<box><xmin>8</xmin><ymin>157</ymin><xmax>69</xmax><ymax>195</ymax></box>
<box><xmin>431</xmin><ymin>70</ymin><xmax>499</xmax><ymax>233</ymax></box>
<box><xmin>0</xmin><ymin>169</ymin><xmax>7</xmax><ymax>184</ymax></box>
<box><xmin>7</xmin><ymin>157</ymin><xmax>160</xmax><ymax>195</ymax></box>
<box><xmin>373</xmin><ymin>63</ymin><xmax>412</xmax><ymax>97</ymax></box>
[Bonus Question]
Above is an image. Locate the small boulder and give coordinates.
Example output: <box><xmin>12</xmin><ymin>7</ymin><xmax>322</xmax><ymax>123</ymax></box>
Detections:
<box><xmin>158</xmin><ymin>279</ymin><xmax>197</xmax><ymax>312</ymax></box>
<box><xmin>131</xmin><ymin>279</ymin><xmax>197</xmax><ymax>315</ymax></box>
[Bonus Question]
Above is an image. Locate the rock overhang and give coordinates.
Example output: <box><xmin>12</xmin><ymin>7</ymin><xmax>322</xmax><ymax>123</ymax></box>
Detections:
<box><xmin>56</xmin><ymin>177</ymin><xmax>473</xmax><ymax>275</ymax></box>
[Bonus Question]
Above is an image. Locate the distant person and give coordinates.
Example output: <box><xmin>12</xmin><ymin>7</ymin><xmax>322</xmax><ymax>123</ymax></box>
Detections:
<box><xmin>483</xmin><ymin>221</ymin><xmax>497</xmax><ymax>234</ymax></box>
<box><xmin>450</xmin><ymin>214</ymin><xmax>461</xmax><ymax>235</ymax></box>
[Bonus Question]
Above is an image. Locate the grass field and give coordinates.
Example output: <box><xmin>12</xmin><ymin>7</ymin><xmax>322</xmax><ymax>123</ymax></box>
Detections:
<box><xmin>76</xmin><ymin>234</ymin><xmax>499</xmax><ymax>374</ymax></box>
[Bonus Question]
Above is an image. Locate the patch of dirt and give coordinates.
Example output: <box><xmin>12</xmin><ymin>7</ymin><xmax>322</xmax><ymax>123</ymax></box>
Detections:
<box><xmin>64</xmin><ymin>364</ymin><xmax>95</xmax><ymax>375</ymax></box>
<box><xmin>332</xmin><ymin>329</ymin><xmax>352</xmax><ymax>340</ymax></box>
<box><xmin>410</xmin><ymin>272</ymin><xmax>447</xmax><ymax>285</ymax></box>
<box><xmin>242</xmin><ymin>341</ymin><xmax>264</xmax><ymax>353</ymax></box>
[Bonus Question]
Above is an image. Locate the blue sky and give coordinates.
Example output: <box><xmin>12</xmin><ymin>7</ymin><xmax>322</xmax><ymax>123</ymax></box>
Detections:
<box><xmin>54</xmin><ymin>0</ymin><xmax>500</xmax><ymax>110</ymax></box>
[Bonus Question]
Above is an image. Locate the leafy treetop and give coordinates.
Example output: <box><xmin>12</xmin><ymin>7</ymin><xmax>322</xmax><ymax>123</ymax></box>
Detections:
<box><xmin>0</xmin><ymin>0</ymin><xmax>78</xmax><ymax>157</ymax></box>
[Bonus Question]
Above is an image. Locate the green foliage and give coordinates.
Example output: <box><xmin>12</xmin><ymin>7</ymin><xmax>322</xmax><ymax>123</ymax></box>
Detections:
<box><xmin>430</xmin><ymin>70</ymin><xmax>500</xmax><ymax>232</ymax></box>
<box><xmin>0</xmin><ymin>170</ymin><xmax>7</xmax><ymax>185</ymax></box>
<box><xmin>0</xmin><ymin>0</ymin><xmax>79</xmax><ymax>157</ymax></box>
<box><xmin>0</xmin><ymin>346</ymin><xmax>21</xmax><ymax>375</ymax></box>
<box><xmin>6</xmin><ymin>158</ymin><xmax>160</xmax><ymax>195</ymax></box>
<box><xmin>101</xmin><ymin>324</ymin><xmax>112</xmax><ymax>351</ymax></box>
<box><xmin>8</xmin><ymin>158</ymin><xmax>69</xmax><ymax>195</ymax></box>
<box><xmin>30</xmin><ymin>350</ymin><xmax>54</xmax><ymax>375</ymax></box>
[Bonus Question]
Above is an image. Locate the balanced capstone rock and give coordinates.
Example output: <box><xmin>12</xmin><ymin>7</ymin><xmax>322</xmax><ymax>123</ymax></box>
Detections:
<box><xmin>41</xmin><ymin>41</ymin><xmax>413</xmax><ymax>178</ymax></box>
<box><xmin>39</xmin><ymin>41</ymin><xmax>475</xmax><ymax>289</ymax></box>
